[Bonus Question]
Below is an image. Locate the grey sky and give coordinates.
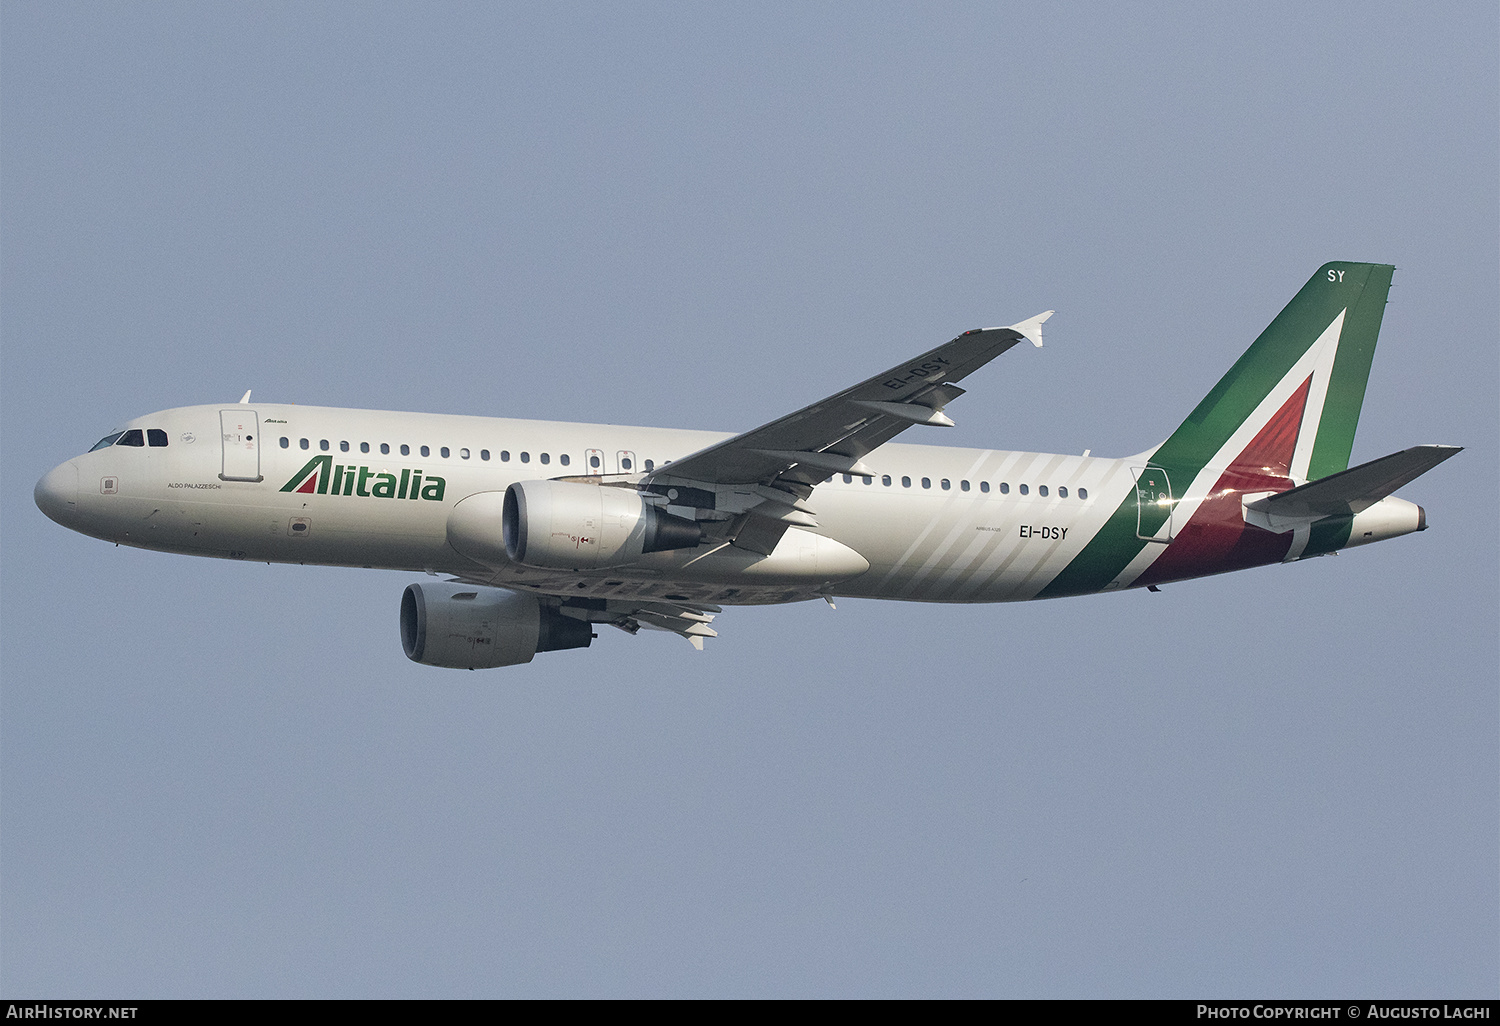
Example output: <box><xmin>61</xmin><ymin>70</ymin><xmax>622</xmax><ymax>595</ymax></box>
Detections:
<box><xmin>3</xmin><ymin>2</ymin><xmax>1495</xmax><ymax>997</ymax></box>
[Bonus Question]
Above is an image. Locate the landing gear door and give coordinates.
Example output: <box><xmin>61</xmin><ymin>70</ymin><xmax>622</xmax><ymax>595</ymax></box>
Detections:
<box><xmin>1133</xmin><ymin>465</ymin><xmax>1174</xmax><ymax>543</ymax></box>
<box><xmin>220</xmin><ymin>410</ymin><xmax>262</xmax><ymax>482</ymax></box>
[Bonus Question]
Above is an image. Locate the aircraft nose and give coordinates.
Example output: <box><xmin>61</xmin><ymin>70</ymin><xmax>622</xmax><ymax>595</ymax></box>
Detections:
<box><xmin>35</xmin><ymin>460</ymin><xmax>79</xmax><ymax>525</ymax></box>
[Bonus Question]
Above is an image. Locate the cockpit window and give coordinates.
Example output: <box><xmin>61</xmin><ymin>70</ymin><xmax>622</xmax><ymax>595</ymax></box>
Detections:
<box><xmin>116</xmin><ymin>429</ymin><xmax>145</xmax><ymax>447</ymax></box>
<box><xmin>147</xmin><ymin>429</ymin><xmax>168</xmax><ymax>447</ymax></box>
<box><xmin>89</xmin><ymin>432</ymin><xmax>124</xmax><ymax>452</ymax></box>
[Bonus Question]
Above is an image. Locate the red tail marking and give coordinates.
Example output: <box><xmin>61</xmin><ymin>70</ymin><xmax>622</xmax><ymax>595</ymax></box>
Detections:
<box><xmin>1220</xmin><ymin>374</ymin><xmax>1310</xmax><ymax>487</ymax></box>
<box><xmin>1136</xmin><ymin>376</ymin><xmax>1312</xmax><ymax>587</ymax></box>
<box><xmin>295</xmin><ymin>473</ymin><xmax>318</xmax><ymax>494</ymax></box>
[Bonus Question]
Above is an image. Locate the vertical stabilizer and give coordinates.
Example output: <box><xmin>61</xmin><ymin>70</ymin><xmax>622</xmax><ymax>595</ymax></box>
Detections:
<box><xmin>1041</xmin><ymin>263</ymin><xmax>1395</xmax><ymax>598</ymax></box>
<box><xmin>1151</xmin><ymin>262</ymin><xmax>1393</xmax><ymax>482</ymax></box>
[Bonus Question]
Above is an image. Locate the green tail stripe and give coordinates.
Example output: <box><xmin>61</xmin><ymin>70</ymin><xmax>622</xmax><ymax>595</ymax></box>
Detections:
<box><xmin>1152</xmin><ymin>262</ymin><xmax>1391</xmax><ymax>479</ymax></box>
<box><xmin>1038</xmin><ymin>262</ymin><xmax>1393</xmax><ymax>599</ymax></box>
<box><xmin>1306</xmin><ymin>264</ymin><xmax>1393</xmax><ymax>480</ymax></box>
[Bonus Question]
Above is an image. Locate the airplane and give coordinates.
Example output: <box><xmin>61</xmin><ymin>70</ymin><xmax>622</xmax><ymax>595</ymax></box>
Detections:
<box><xmin>34</xmin><ymin>262</ymin><xmax>1461</xmax><ymax>669</ymax></box>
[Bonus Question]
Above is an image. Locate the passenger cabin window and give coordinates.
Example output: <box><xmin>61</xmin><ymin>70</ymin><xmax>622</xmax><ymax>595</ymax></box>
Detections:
<box><xmin>481</xmin><ymin>450</ymin><xmax>490</xmax><ymax>461</ymax></box>
<box><xmin>279</xmin><ymin>437</ymin><xmax>290</xmax><ymax>449</ymax></box>
<box><xmin>441</xmin><ymin>447</ymin><xmax>450</xmax><ymax>458</ymax></box>
<box><xmin>921</xmin><ymin>477</ymin><xmax>931</xmax><ymax>489</ymax></box>
<box><xmin>1058</xmin><ymin>486</ymin><xmax>1068</xmax><ymax>498</ymax></box>
<box><xmin>961</xmin><ymin>480</ymin><xmax>970</xmax><ymax>492</ymax></box>
<box><xmin>980</xmin><ymin>481</ymin><xmax>990</xmax><ymax>493</ymax></box>
<box><xmin>1079</xmin><ymin>487</ymin><xmax>1088</xmax><ymax>500</ymax></box>
<box><xmin>558</xmin><ymin>453</ymin><xmax>568</xmax><ymax>466</ymax></box>
<box><xmin>1019</xmin><ymin>484</ymin><xmax>1029</xmax><ymax>495</ymax></box>
<box><xmin>90</xmin><ymin>433</ymin><xmax>125</xmax><ymax>451</ymax></box>
<box><xmin>901</xmin><ymin>476</ymin><xmax>911</xmax><ymax>488</ymax></box>
<box><xmin>147</xmin><ymin>429</ymin><xmax>169</xmax><ymax>447</ymax></box>
<box><xmin>620</xmin><ymin>457</ymin><xmax>631</xmax><ymax>470</ymax></box>
<box><xmin>644</xmin><ymin>459</ymin><xmax>654</xmax><ymax>472</ymax></box>
<box><xmin>340</xmin><ymin>441</ymin><xmax>350</xmax><ymax>452</ymax></box>
<box><xmin>590</xmin><ymin>454</ymin><xmax>601</xmax><ymax>469</ymax></box>
<box><xmin>116</xmin><ymin>430</ymin><xmax>145</xmax><ymax>446</ymax></box>
<box><xmin>380</xmin><ymin>443</ymin><xmax>390</xmax><ymax>455</ymax></box>
<box><xmin>300</xmin><ymin>438</ymin><xmax>310</xmax><ymax>450</ymax></box>
<box><xmin>520</xmin><ymin>452</ymin><xmax>530</xmax><ymax>463</ymax></box>
<box><xmin>319</xmin><ymin>440</ymin><xmax>329</xmax><ymax>451</ymax></box>
<box><xmin>941</xmin><ymin>479</ymin><xmax>951</xmax><ymax>490</ymax></box>
<box><xmin>1038</xmin><ymin>485</ymin><xmax>1048</xmax><ymax>497</ymax></box>
<box><xmin>360</xmin><ymin>442</ymin><xmax>370</xmax><ymax>454</ymax></box>
<box><xmin>882</xmin><ymin>475</ymin><xmax>892</xmax><ymax>486</ymax></box>
<box><xmin>540</xmin><ymin>453</ymin><xmax>550</xmax><ymax>465</ymax></box>
<box><xmin>462</xmin><ymin>448</ymin><xmax>471</xmax><ymax>460</ymax></box>
<box><xmin>420</xmin><ymin>445</ymin><xmax>430</xmax><ymax>457</ymax></box>
<box><xmin>501</xmin><ymin>451</ymin><xmax>511</xmax><ymax>462</ymax></box>
<box><xmin>400</xmin><ymin>444</ymin><xmax>410</xmax><ymax>456</ymax></box>
<box><xmin>999</xmin><ymin>482</ymin><xmax>1009</xmax><ymax>494</ymax></box>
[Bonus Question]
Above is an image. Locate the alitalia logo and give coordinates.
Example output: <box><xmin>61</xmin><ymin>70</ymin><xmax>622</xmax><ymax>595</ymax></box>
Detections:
<box><xmin>280</xmin><ymin>455</ymin><xmax>446</xmax><ymax>501</ymax></box>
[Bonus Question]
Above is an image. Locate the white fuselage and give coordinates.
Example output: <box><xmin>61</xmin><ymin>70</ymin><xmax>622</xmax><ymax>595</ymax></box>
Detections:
<box><xmin>39</xmin><ymin>403</ymin><xmax>1147</xmax><ymax>607</ymax></box>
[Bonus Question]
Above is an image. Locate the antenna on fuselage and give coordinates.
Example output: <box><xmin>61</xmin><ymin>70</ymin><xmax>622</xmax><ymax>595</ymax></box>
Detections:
<box><xmin>238</xmin><ymin>390</ymin><xmax>252</xmax><ymax>404</ymax></box>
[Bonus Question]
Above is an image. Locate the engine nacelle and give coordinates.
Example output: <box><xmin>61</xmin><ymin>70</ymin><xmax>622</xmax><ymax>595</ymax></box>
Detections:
<box><xmin>399</xmin><ymin>581</ymin><xmax>592</xmax><ymax>669</ymax></box>
<box><xmin>498</xmin><ymin>480</ymin><xmax>701</xmax><ymax>570</ymax></box>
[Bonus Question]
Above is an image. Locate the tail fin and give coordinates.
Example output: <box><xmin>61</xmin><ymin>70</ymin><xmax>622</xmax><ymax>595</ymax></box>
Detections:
<box><xmin>1040</xmin><ymin>262</ymin><xmax>1395</xmax><ymax>598</ymax></box>
<box><xmin>1151</xmin><ymin>262</ymin><xmax>1394</xmax><ymax>484</ymax></box>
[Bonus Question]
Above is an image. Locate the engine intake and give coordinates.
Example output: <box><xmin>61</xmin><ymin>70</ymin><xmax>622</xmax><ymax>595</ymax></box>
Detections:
<box><xmin>495</xmin><ymin>480</ymin><xmax>701</xmax><ymax>570</ymax></box>
<box><xmin>400</xmin><ymin>581</ymin><xmax>592</xmax><ymax>669</ymax></box>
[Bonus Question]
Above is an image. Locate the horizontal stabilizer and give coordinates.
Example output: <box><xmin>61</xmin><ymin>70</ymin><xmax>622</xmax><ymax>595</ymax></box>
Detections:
<box><xmin>1245</xmin><ymin>445</ymin><xmax>1461</xmax><ymax>528</ymax></box>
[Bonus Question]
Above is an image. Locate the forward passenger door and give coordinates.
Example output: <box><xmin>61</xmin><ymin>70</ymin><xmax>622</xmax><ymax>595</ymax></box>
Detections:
<box><xmin>219</xmin><ymin>410</ymin><xmax>262</xmax><ymax>482</ymax></box>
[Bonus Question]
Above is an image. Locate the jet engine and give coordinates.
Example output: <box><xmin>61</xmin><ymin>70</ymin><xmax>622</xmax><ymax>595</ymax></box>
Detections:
<box><xmin>400</xmin><ymin>581</ymin><xmax>592</xmax><ymax>669</ymax></box>
<box><xmin>491</xmin><ymin>480</ymin><xmax>701</xmax><ymax>570</ymax></box>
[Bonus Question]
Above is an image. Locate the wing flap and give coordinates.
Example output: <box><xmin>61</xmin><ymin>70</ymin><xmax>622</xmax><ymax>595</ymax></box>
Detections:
<box><xmin>587</xmin><ymin>598</ymin><xmax>722</xmax><ymax>649</ymax></box>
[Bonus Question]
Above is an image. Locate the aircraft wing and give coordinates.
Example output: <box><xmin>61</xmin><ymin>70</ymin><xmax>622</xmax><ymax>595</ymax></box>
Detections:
<box><xmin>641</xmin><ymin>312</ymin><xmax>1051</xmax><ymax>552</ymax></box>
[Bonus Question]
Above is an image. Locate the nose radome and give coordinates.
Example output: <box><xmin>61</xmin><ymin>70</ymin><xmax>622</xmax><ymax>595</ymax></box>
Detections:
<box><xmin>35</xmin><ymin>461</ymin><xmax>79</xmax><ymax>525</ymax></box>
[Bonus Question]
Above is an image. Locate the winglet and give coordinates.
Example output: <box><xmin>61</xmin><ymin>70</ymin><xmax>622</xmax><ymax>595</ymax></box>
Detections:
<box><xmin>238</xmin><ymin>390</ymin><xmax>253</xmax><ymax>404</ymax></box>
<box><xmin>1007</xmin><ymin>311</ymin><xmax>1053</xmax><ymax>349</ymax></box>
